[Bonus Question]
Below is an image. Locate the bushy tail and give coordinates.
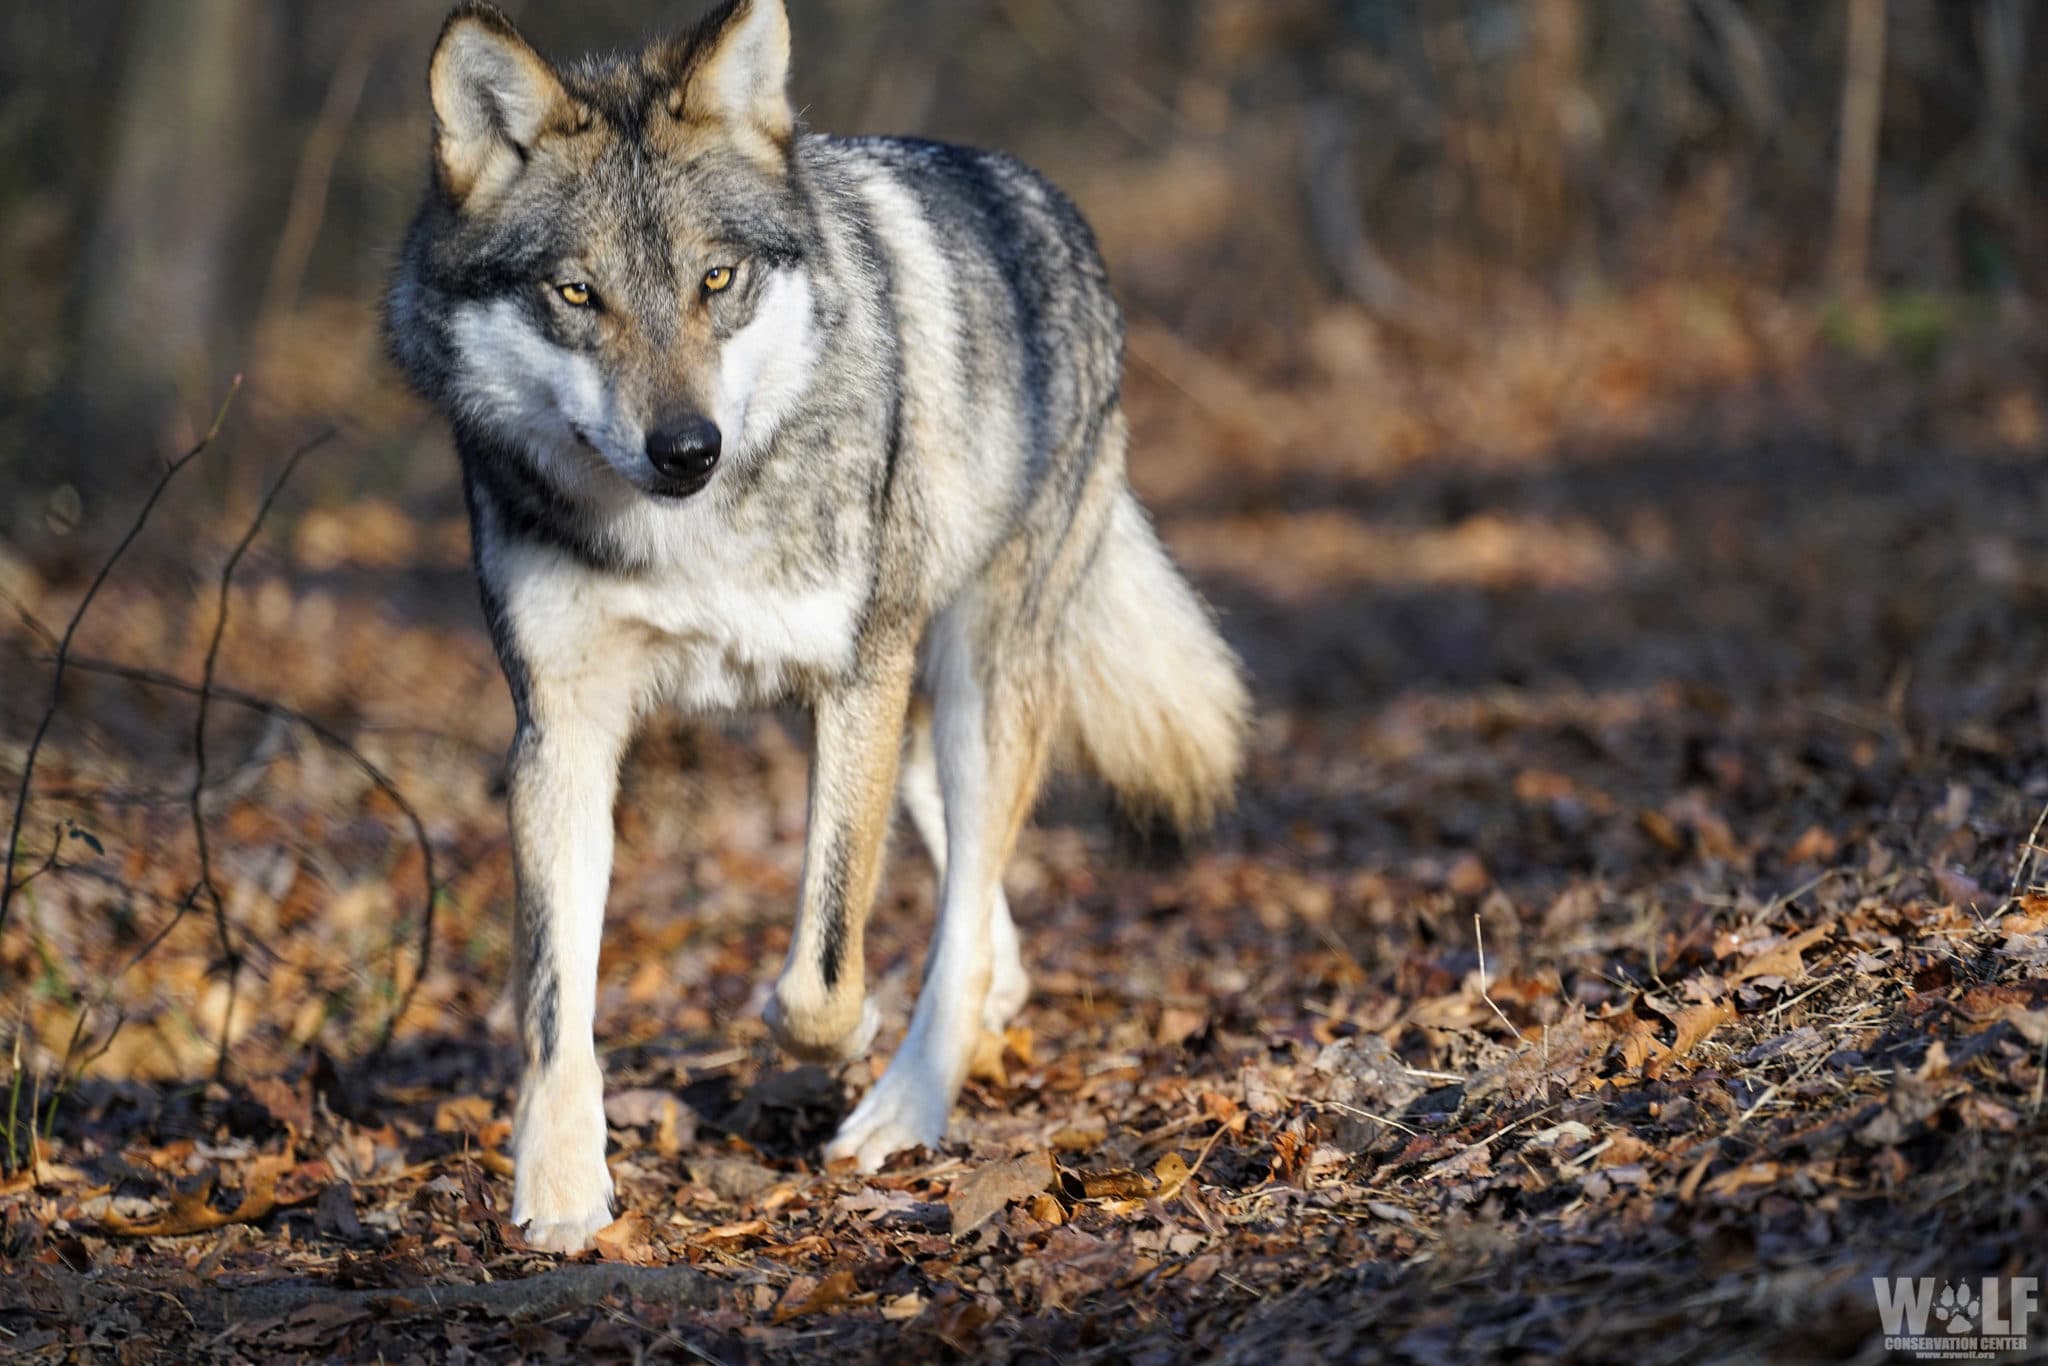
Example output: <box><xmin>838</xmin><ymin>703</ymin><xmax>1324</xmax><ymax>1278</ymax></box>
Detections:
<box><xmin>1058</xmin><ymin>491</ymin><xmax>1249</xmax><ymax>834</ymax></box>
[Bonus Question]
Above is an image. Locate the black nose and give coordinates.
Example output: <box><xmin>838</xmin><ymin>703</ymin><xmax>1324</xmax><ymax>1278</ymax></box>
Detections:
<box><xmin>645</xmin><ymin>417</ymin><xmax>721</xmax><ymax>485</ymax></box>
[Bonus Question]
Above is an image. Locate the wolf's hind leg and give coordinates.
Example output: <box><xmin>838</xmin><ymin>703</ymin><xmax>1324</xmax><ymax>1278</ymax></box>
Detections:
<box><xmin>827</xmin><ymin>598</ymin><xmax>1051</xmax><ymax>1170</ymax></box>
<box><xmin>900</xmin><ymin>702</ymin><xmax>1029</xmax><ymax>1033</ymax></box>
<box><xmin>767</xmin><ymin>637</ymin><xmax>917</xmax><ymax>1061</ymax></box>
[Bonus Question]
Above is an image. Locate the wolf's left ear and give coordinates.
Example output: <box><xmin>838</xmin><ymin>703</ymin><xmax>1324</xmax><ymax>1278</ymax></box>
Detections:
<box><xmin>430</xmin><ymin>4</ymin><xmax>571</xmax><ymax>208</ymax></box>
<box><xmin>675</xmin><ymin>0</ymin><xmax>793</xmax><ymax>154</ymax></box>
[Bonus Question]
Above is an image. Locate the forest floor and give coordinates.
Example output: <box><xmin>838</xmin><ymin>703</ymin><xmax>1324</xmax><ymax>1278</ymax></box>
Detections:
<box><xmin>2</xmin><ymin>290</ymin><xmax>2046</xmax><ymax>1362</ymax></box>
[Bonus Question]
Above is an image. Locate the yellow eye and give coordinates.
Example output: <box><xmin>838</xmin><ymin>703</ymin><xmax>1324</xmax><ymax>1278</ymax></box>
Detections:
<box><xmin>702</xmin><ymin>265</ymin><xmax>734</xmax><ymax>294</ymax></box>
<box><xmin>557</xmin><ymin>282</ymin><xmax>593</xmax><ymax>308</ymax></box>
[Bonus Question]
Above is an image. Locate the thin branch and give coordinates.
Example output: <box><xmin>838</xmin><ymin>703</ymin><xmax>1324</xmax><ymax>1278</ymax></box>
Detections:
<box><xmin>2005</xmin><ymin>799</ymin><xmax>2048</xmax><ymax>911</ymax></box>
<box><xmin>188</xmin><ymin>427</ymin><xmax>332</xmax><ymax>1077</ymax></box>
<box><xmin>6</xmin><ymin>415</ymin><xmax>441</xmax><ymax>1073</ymax></box>
<box><xmin>254</xmin><ymin>8</ymin><xmax>386</xmax><ymax>339</ymax></box>
<box><xmin>50</xmin><ymin>655</ymin><xmax>441</xmax><ymax>1054</ymax></box>
<box><xmin>1475</xmin><ymin>912</ymin><xmax>1528</xmax><ymax>1043</ymax></box>
<box><xmin>0</xmin><ymin>377</ymin><xmax>242</xmax><ymax>944</ymax></box>
<box><xmin>1303</xmin><ymin>99</ymin><xmax>1464</xmax><ymax>347</ymax></box>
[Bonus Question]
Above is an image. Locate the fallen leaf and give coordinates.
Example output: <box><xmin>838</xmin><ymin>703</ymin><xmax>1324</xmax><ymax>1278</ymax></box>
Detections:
<box><xmin>1156</xmin><ymin>1006</ymin><xmax>1207</xmax><ymax>1048</ymax></box>
<box><xmin>593</xmin><ymin>1209</ymin><xmax>665</xmax><ymax>1265</ymax></box>
<box><xmin>1785</xmin><ymin>825</ymin><xmax>1839</xmax><ymax>864</ymax></box>
<box><xmin>1049</xmin><ymin>1121</ymin><xmax>1107</xmax><ymax>1153</ymax></box>
<box><xmin>313</xmin><ymin>1182</ymin><xmax>365</xmax><ymax>1242</ymax></box>
<box><xmin>881</xmin><ymin>1291</ymin><xmax>927</xmax><ymax>1321</ymax></box>
<box><xmin>1641</xmin><ymin>998</ymin><xmax>1735</xmax><ymax>1077</ymax></box>
<box><xmin>1151</xmin><ymin>1152</ymin><xmax>1194</xmax><ymax>1202</ymax></box>
<box><xmin>774</xmin><ymin>1268</ymin><xmax>860</xmax><ymax>1323</ymax></box>
<box><xmin>1703</xmin><ymin>1161</ymin><xmax>1780</xmax><ymax>1198</ymax></box>
<box><xmin>472</xmin><ymin>1120</ymin><xmax>515</xmax><ymax>1178</ymax></box>
<box><xmin>948</xmin><ymin>1150</ymin><xmax>1056</xmax><ymax>1237</ymax></box>
<box><xmin>1063</xmin><ymin>1167</ymin><xmax>1158</xmax><ymax>1200</ymax></box>
<box><xmin>433</xmin><ymin>1095</ymin><xmax>495</xmax><ymax>1134</ymax></box>
<box><xmin>1730</xmin><ymin>925</ymin><xmax>1830</xmax><ymax>984</ymax></box>
<box><xmin>100</xmin><ymin>1154</ymin><xmax>298</xmax><ymax>1237</ymax></box>
<box><xmin>691</xmin><ymin>1218</ymin><xmax>769</xmax><ymax>1248</ymax></box>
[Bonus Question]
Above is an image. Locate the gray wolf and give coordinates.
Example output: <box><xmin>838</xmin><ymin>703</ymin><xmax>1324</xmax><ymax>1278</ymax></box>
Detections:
<box><xmin>385</xmin><ymin>0</ymin><xmax>1247</xmax><ymax>1252</ymax></box>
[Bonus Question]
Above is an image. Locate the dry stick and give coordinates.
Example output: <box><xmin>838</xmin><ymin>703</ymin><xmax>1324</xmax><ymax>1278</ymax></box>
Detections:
<box><xmin>1474</xmin><ymin>912</ymin><xmax>1527</xmax><ymax>1042</ymax></box>
<box><xmin>2004</xmin><ymin>800</ymin><xmax>2048</xmax><ymax>912</ymax></box>
<box><xmin>0</xmin><ymin>378</ymin><xmax>243</xmax><ymax>945</ymax></box>
<box><xmin>187</xmin><ymin>429</ymin><xmax>333</xmax><ymax>1077</ymax></box>
<box><xmin>54</xmin><ymin>656</ymin><xmax>441</xmax><ymax>1054</ymax></box>
<box><xmin>253</xmin><ymin>7</ymin><xmax>385</xmax><ymax>340</ymax></box>
<box><xmin>7</xmin><ymin>418</ymin><xmax>438</xmax><ymax>1071</ymax></box>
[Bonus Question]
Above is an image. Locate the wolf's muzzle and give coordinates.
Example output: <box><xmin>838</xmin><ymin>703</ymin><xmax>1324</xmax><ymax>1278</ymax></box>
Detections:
<box><xmin>646</xmin><ymin>418</ymin><xmax>721</xmax><ymax>497</ymax></box>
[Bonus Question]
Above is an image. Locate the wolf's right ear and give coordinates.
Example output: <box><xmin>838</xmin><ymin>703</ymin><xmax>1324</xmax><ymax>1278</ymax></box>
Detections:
<box><xmin>429</xmin><ymin>4</ymin><xmax>569</xmax><ymax>208</ymax></box>
<box><xmin>672</xmin><ymin>0</ymin><xmax>793</xmax><ymax>163</ymax></box>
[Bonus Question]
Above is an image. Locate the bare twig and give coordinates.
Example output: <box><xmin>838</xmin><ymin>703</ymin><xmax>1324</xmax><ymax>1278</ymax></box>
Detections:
<box><xmin>1475</xmin><ymin>912</ymin><xmax>1527</xmax><ymax>1043</ymax></box>
<box><xmin>0</xmin><ymin>377</ymin><xmax>242</xmax><ymax>944</ymax></box>
<box><xmin>2004</xmin><ymin>800</ymin><xmax>2048</xmax><ymax>911</ymax></box>
<box><xmin>253</xmin><ymin>8</ymin><xmax>387</xmax><ymax>340</ymax></box>
<box><xmin>6</xmin><ymin>406</ymin><xmax>439</xmax><ymax>1076</ymax></box>
<box><xmin>1303</xmin><ymin>100</ymin><xmax>1463</xmax><ymax>347</ymax></box>
<box><xmin>188</xmin><ymin>428</ymin><xmax>332</xmax><ymax>1076</ymax></box>
<box><xmin>48</xmin><ymin>655</ymin><xmax>441</xmax><ymax>1055</ymax></box>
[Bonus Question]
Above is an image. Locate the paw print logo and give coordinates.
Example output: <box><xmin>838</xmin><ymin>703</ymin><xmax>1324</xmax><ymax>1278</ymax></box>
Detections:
<box><xmin>1935</xmin><ymin>1281</ymin><xmax>1977</xmax><ymax>1334</ymax></box>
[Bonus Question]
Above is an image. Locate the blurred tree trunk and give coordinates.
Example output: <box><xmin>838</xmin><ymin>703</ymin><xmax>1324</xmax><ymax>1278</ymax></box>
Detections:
<box><xmin>74</xmin><ymin>0</ymin><xmax>258</xmax><ymax>472</ymax></box>
<box><xmin>1507</xmin><ymin>0</ymin><xmax>1587</xmax><ymax>274</ymax></box>
<box><xmin>1829</xmin><ymin>0</ymin><xmax>1887</xmax><ymax>298</ymax></box>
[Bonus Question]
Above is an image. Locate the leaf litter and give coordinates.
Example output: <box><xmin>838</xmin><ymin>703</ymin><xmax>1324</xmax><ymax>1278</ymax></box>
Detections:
<box><xmin>3</xmin><ymin>320</ymin><xmax>2048</xmax><ymax>1360</ymax></box>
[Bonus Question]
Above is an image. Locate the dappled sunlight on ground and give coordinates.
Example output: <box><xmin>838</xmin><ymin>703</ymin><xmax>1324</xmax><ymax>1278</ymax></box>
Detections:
<box><xmin>2</xmin><ymin>290</ymin><xmax>2046</xmax><ymax>1358</ymax></box>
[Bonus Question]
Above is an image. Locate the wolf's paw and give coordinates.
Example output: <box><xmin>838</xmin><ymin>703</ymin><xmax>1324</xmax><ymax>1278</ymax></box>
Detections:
<box><xmin>511</xmin><ymin>1072</ymin><xmax>614</xmax><ymax>1254</ymax></box>
<box><xmin>765</xmin><ymin>988</ymin><xmax>879</xmax><ymax>1062</ymax></box>
<box><xmin>517</xmin><ymin>1196</ymin><xmax>617</xmax><ymax>1255</ymax></box>
<box><xmin>983</xmin><ymin>956</ymin><xmax>1030</xmax><ymax>1034</ymax></box>
<box><xmin>825</xmin><ymin>1066</ymin><xmax>951</xmax><ymax>1172</ymax></box>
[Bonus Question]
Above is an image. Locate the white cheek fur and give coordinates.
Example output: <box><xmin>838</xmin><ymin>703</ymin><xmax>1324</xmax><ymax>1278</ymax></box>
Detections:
<box><xmin>715</xmin><ymin>271</ymin><xmax>819</xmax><ymax>456</ymax></box>
<box><xmin>449</xmin><ymin>299</ymin><xmax>651</xmax><ymax>490</ymax></box>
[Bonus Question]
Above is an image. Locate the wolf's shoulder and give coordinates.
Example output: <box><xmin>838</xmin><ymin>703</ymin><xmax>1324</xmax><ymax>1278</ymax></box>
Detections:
<box><xmin>802</xmin><ymin>135</ymin><xmax>1103</xmax><ymax>265</ymax></box>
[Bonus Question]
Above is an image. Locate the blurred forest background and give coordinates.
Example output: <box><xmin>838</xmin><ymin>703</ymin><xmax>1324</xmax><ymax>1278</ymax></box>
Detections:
<box><xmin>2</xmin><ymin>0</ymin><xmax>2044</xmax><ymax>518</ymax></box>
<box><xmin>4</xmin><ymin>3</ymin><xmax>2048</xmax><ymax>1357</ymax></box>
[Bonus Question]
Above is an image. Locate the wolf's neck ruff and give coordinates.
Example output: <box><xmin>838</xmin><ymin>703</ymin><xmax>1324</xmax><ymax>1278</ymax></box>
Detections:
<box><xmin>386</xmin><ymin>0</ymin><xmax>1247</xmax><ymax>1254</ymax></box>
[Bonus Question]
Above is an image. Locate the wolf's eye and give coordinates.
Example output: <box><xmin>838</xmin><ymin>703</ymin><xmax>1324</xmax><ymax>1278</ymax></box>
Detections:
<box><xmin>702</xmin><ymin>266</ymin><xmax>735</xmax><ymax>295</ymax></box>
<box><xmin>557</xmin><ymin>282</ymin><xmax>594</xmax><ymax>308</ymax></box>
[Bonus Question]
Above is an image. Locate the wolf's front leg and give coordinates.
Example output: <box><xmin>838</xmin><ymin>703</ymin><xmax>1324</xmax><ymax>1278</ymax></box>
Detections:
<box><xmin>506</xmin><ymin>715</ymin><xmax>629</xmax><ymax>1253</ymax></box>
<box><xmin>767</xmin><ymin>639</ymin><xmax>917</xmax><ymax>1061</ymax></box>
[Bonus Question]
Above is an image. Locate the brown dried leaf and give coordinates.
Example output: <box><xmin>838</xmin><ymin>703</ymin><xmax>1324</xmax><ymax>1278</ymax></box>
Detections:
<box><xmin>432</xmin><ymin>1095</ymin><xmax>495</xmax><ymax>1134</ymax></box>
<box><xmin>691</xmin><ymin>1218</ymin><xmax>769</xmax><ymax>1248</ymax></box>
<box><xmin>1729</xmin><ymin>925</ymin><xmax>1830</xmax><ymax>984</ymax></box>
<box><xmin>100</xmin><ymin>1154</ymin><xmax>297</xmax><ymax>1237</ymax></box>
<box><xmin>948</xmin><ymin>1150</ymin><xmax>1056</xmax><ymax>1238</ymax></box>
<box><xmin>1702</xmin><ymin>1161</ymin><xmax>1781</xmax><ymax>1198</ymax></box>
<box><xmin>1151</xmin><ymin>1151</ymin><xmax>1194</xmax><ymax>1202</ymax></box>
<box><xmin>773</xmin><ymin>1268</ymin><xmax>860</xmax><ymax>1323</ymax></box>
<box><xmin>1066</xmin><ymin>1167</ymin><xmax>1159</xmax><ymax>1200</ymax></box>
<box><xmin>1785</xmin><ymin>825</ymin><xmax>1839</xmax><ymax>864</ymax></box>
<box><xmin>592</xmin><ymin>1209</ymin><xmax>665</xmax><ymax>1265</ymax></box>
<box><xmin>1643</xmin><ymin>999</ymin><xmax>1735</xmax><ymax>1078</ymax></box>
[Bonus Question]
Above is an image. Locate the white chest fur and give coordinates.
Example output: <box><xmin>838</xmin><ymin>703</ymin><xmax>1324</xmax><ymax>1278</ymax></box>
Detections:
<box><xmin>489</xmin><ymin>517</ymin><xmax>863</xmax><ymax>718</ymax></box>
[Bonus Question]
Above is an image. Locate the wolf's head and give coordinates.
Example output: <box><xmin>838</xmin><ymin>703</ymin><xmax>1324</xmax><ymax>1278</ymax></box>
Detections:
<box><xmin>387</xmin><ymin>0</ymin><xmax>822</xmax><ymax>503</ymax></box>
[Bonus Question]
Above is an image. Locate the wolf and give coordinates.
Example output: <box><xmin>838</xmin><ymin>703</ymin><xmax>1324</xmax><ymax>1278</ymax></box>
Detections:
<box><xmin>385</xmin><ymin>0</ymin><xmax>1248</xmax><ymax>1252</ymax></box>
